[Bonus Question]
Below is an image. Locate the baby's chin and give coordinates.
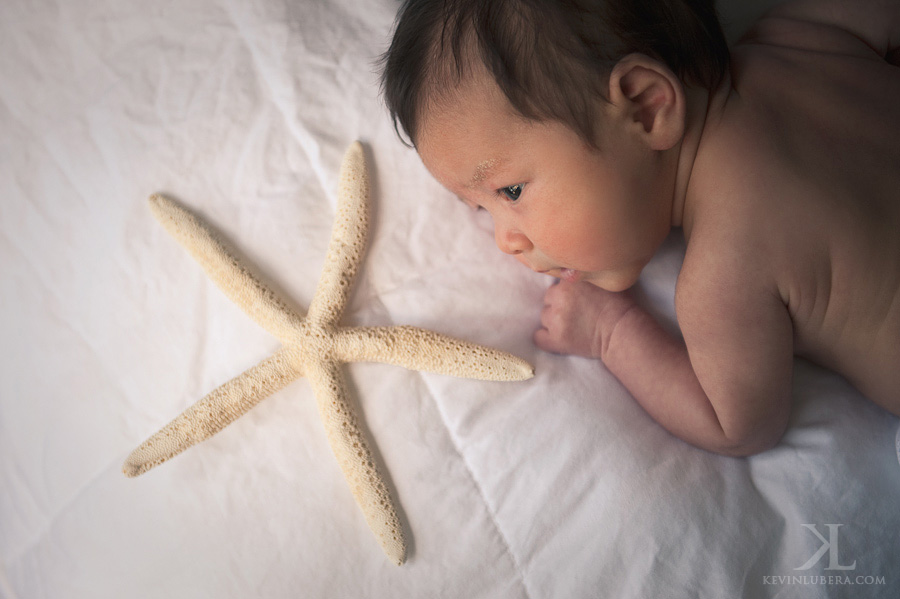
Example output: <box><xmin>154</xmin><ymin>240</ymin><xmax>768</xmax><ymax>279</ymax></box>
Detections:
<box><xmin>532</xmin><ymin>262</ymin><xmax>643</xmax><ymax>292</ymax></box>
<box><xmin>576</xmin><ymin>267</ymin><xmax>643</xmax><ymax>292</ymax></box>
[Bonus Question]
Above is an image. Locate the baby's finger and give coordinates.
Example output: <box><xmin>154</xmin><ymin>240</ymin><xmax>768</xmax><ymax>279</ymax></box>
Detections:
<box><xmin>540</xmin><ymin>303</ymin><xmax>565</xmax><ymax>331</ymax></box>
<box><xmin>541</xmin><ymin>284</ymin><xmax>558</xmax><ymax>306</ymax></box>
<box><xmin>539</xmin><ymin>304</ymin><xmax>552</xmax><ymax>327</ymax></box>
<box><xmin>534</xmin><ymin>326</ymin><xmax>568</xmax><ymax>355</ymax></box>
<box><xmin>533</xmin><ymin>327</ymin><xmax>557</xmax><ymax>353</ymax></box>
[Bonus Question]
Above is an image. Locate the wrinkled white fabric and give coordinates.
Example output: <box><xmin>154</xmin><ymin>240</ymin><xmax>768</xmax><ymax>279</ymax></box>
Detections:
<box><xmin>1</xmin><ymin>0</ymin><xmax>898</xmax><ymax>597</ymax></box>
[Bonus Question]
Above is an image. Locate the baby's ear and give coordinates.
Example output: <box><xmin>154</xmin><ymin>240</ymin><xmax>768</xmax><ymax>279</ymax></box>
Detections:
<box><xmin>607</xmin><ymin>53</ymin><xmax>685</xmax><ymax>151</ymax></box>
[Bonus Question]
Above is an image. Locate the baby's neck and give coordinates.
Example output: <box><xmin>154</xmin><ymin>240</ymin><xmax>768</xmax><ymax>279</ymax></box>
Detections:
<box><xmin>671</xmin><ymin>72</ymin><xmax>732</xmax><ymax>237</ymax></box>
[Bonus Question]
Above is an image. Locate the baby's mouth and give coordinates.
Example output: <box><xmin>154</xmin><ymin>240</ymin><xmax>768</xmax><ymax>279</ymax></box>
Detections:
<box><xmin>557</xmin><ymin>268</ymin><xmax>582</xmax><ymax>283</ymax></box>
<box><xmin>537</xmin><ymin>267</ymin><xmax>583</xmax><ymax>283</ymax></box>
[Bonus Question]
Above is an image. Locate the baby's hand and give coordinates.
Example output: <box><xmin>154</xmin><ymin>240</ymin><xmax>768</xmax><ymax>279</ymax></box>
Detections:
<box><xmin>534</xmin><ymin>281</ymin><xmax>638</xmax><ymax>359</ymax></box>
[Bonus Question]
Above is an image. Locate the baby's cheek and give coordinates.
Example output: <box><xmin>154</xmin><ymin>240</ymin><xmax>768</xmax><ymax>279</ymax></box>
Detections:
<box><xmin>532</xmin><ymin>221</ymin><xmax>578</xmax><ymax>254</ymax></box>
<box><xmin>535</xmin><ymin>224</ymin><xmax>608</xmax><ymax>269</ymax></box>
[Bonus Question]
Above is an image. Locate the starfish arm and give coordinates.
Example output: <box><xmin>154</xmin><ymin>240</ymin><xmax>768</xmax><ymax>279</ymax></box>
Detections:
<box><xmin>335</xmin><ymin>326</ymin><xmax>535</xmax><ymax>382</ymax></box>
<box><xmin>149</xmin><ymin>194</ymin><xmax>305</xmax><ymax>344</ymax></box>
<box><xmin>305</xmin><ymin>359</ymin><xmax>407</xmax><ymax>566</ymax></box>
<box><xmin>306</xmin><ymin>142</ymin><xmax>370</xmax><ymax>328</ymax></box>
<box><xmin>123</xmin><ymin>347</ymin><xmax>301</xmax><ymax>478</ymax></box>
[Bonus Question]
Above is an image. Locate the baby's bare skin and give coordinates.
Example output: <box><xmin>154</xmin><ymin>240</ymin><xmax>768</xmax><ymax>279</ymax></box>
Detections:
<box><xmin>418</xmin><ymin>0</ymin><xmax>900</xmax><ymax>456</ymax></box>
<box><xmin>540</xmin><ymin>0</ymin><xmax>900</xmax><ymax>455</ymax></box>
<box><xmin>696</xmin><ymin>3</ymin><xmax>900</xmax><ymax>407</ymax></box>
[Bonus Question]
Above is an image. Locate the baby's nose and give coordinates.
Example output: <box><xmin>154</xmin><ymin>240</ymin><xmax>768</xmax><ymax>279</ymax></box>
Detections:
<box><xmin>494</xmin><ymin>224</ymin><xmax>532</xmax><ymax>255</ymax></box>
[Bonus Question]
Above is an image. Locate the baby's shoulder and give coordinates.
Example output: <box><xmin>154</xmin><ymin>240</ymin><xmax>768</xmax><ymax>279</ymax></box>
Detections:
<box><xmin>697</xmin><ymin>0</ymin><xmax>900</xmax><ymax>208</ymax></box>
<box><xmin>678</xmin><ymin>125</ymin><xmax>799</xmax><ymax>312</ymax></box>
<box><xmin>739</xmin><ymin>0</ymin><xmax>899</xmax><ymax>58</ymax></box>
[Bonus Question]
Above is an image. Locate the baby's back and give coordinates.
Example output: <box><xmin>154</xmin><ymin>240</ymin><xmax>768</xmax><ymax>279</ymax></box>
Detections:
<box><xmin>701</xmin><ymin>2</ymin><xmax>900</xmax><ymax>407</ymax></box>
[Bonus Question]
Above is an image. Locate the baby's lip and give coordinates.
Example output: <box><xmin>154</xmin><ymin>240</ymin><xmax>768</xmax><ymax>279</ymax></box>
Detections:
<box><xmin>537</xmin><ymin>267</ymin><xmax>583</xmax><ymax>283</ymax></box>
<box><xmin>557</xmin><ymin>268</ymin><xmax>582</xmax><ymax>283</ymax></box>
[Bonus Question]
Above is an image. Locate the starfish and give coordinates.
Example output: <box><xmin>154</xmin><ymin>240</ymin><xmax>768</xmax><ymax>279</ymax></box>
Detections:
<box><xmin>123</xmin><ymin>142</ymin><xmax>534</xmax><ymax>566</ymax></box>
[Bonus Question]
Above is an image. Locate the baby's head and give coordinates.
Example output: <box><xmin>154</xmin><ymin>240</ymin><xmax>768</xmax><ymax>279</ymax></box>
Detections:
<box><xmin>381</xmin><ymin>0</ymin><xmax>729</xmax><ymax>290</ymax></box>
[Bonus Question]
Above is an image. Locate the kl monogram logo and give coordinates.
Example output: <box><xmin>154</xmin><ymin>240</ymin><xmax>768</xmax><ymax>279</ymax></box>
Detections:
<box><xmin>795</xmin><ymin>524</ymin><xmax>857</xmax><ymax>571</ymax></box>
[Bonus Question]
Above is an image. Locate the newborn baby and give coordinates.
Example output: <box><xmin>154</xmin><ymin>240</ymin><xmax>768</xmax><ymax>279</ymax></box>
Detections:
<box><xmin>381</xmin><ymin>0</ymin><xmax>900</xmax><ymax>455</ymax></box>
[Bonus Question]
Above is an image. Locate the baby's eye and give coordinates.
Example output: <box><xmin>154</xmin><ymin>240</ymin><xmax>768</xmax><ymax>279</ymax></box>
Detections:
<box><xmin>498</xmin><ymin>184</ymin><xmax>524</xmax><ymax>202</ymax></box>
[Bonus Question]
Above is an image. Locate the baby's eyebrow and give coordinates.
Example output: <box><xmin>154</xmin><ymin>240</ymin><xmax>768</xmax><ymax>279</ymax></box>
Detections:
<box><xmin>468</xmin><ymin>158</ymin><xmax>501</xmax><ymax>188</ymax></box>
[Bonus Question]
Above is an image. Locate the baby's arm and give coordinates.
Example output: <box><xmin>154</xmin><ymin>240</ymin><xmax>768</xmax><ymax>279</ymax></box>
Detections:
<box><xmin>768</xmin><ymin>0</ymin><xmax>900</xmax><ymax>62</ymax></box>
<box><xmin>537</xmin><ymin>251</ymin><xmax>793</xmax><ymax>456</ymax></box>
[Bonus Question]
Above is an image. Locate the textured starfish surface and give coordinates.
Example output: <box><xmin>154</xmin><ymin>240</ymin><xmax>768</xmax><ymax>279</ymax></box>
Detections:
<box><xmin>123</xmin><ymin>142</ymin><xmax>535</xmax><ymax>565</ymax></box>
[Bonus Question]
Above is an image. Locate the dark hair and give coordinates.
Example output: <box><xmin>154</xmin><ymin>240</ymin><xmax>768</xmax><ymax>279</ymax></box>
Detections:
<box><xmin>380</xmin><ymin>0</ymin><xmax>729</xmax><ymax>147</ymax></box>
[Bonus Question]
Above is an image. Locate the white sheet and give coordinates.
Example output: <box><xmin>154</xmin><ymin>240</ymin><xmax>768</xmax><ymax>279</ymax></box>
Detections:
<box><xmin>2</xmin><ymin>0</ymin><xmax>898</xmax><ymax>597</ymax></box>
